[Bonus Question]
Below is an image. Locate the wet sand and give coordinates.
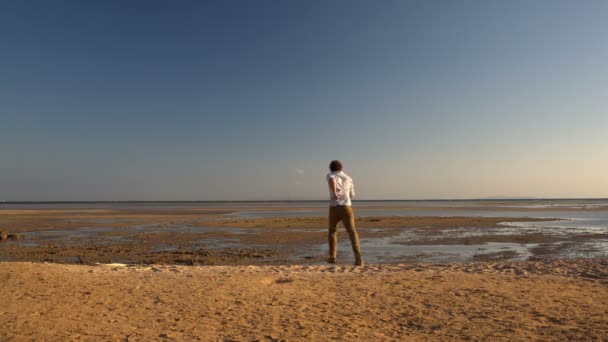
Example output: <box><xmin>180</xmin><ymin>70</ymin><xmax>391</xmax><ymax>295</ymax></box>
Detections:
<box><xmin>0</xmin><ymin>208</ymin><xmax>558</xmax><ymax>265</ymax></box>
<box><xmin>1</xmin><ymin>259</ymin><xmax>606</xmax><ymax>341</ymax></box>
<box><xmin>0</xmin><ymin>204</ymin><xmax>587</xmax><ymax>233</ymax></box>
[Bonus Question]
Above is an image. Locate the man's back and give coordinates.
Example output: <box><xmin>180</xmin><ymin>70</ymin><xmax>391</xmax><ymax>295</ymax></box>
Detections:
<box><xmin>326</xmin><ymin>171</ymin><xmax>355</xmax><ymax>206</ymax></box>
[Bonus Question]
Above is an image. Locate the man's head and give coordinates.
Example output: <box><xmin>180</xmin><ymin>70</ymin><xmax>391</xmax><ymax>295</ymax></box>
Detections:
<box><xmin>329</xmin><ymin>160</ymin><xmax>343</xmax><ymax>172</ymax></box>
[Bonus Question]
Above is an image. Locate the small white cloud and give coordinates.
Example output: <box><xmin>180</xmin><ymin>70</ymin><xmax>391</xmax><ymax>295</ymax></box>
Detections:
<box><xmin>295</xmin><ymin>168</ymin><xmax>305</xmax><ymax>175</ymax></box>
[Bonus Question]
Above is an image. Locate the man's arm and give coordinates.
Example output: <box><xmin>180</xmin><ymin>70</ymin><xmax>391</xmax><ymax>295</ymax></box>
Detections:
<box><xmin>328</xmin><ymin>177</ymin><xmax>338</xmax><ymax>201</ymax></box>
<box><xmin>350</xmin><ymin>180</ymin><xmax>355</xmax><ymax>199</ymax></box>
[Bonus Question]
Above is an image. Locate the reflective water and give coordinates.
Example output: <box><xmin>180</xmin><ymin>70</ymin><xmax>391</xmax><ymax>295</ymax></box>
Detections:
<box><xmin>303</xmin><ymin>240</ymin><xmax>539</xmax><ymax>264</ymax></box>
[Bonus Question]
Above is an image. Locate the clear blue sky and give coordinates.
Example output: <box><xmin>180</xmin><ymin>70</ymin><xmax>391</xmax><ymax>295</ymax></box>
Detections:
<box><xmin>1</xmin><ymin>0</ymin><xmax>607</xmax><ymax>200</ymax></box>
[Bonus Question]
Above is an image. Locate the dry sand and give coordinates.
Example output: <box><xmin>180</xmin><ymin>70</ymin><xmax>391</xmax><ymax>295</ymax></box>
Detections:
<box><xmin>1</xmin><ymin>259</ymin><xmax>607</xmax><ymax>341</ymax></box>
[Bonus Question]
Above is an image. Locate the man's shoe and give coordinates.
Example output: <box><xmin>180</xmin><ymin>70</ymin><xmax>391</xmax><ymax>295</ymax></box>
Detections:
<box><xmin>327</xmin><ymin>257</ymin><xmax>337</xmax><ymax>264</ymax></box>
<box><xmin>355</xmin><ymin>259</ymin><xmax>364</xmax><ymax>267</ymax></box>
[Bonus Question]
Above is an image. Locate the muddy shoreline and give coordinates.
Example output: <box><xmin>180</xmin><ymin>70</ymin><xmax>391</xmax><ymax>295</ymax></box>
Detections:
<box><xmin>1</xmin><ymin>208</ymin><xmax>586</xmax><ymax>265</ymax></box>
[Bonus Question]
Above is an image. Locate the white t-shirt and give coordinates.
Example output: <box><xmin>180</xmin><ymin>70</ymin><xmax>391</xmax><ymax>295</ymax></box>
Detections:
<box><xmin>326</xmin><ymin>171</ymin><xmax>355</xmax><ymax>206</ymax></box>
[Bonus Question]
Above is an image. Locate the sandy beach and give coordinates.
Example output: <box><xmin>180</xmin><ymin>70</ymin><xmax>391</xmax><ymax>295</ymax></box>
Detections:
<box><xmin>1</xmin><ymin>205</ymin><xmax>607</xmax><ymax>340</ymax></box>
<box><xmin>1</xmin><ymin>259</ymin><xmax>607</xmax><ymax>341</ymax></box>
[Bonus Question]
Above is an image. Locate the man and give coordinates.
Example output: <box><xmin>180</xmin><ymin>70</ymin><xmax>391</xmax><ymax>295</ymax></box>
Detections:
<box><xmin>326</xmin><ymin>160</ymin><xmax>363</xmax><ymax>266</ymax></box>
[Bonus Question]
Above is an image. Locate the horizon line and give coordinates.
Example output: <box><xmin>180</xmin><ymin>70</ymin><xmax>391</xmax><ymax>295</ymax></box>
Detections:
<box><xmin>1</xmin><ymin>197</ymin><xmax>608</xmax><ymax>204</ymax></box>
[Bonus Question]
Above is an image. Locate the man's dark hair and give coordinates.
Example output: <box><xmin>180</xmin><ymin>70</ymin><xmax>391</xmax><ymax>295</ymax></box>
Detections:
<box><xmin>329</xmin><ymin>160</ymin><xmax>343</xmax><ymax>172</ymax></box>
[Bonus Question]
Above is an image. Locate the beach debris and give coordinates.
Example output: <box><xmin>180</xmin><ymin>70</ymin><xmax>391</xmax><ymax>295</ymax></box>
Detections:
<box><xmin>94</xmin><ymin>263</ymin><xmax>129</xmax><ymax>267</ymax></box>
<box><xmin>0</xmin><ymin>229</ymin><xmax>23</xmax><ymax>241</ymax></box>
<box><xmin>275</xmin><ymin>277</ymin><xmax>294</xmax><ymax>284</ymax></box>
